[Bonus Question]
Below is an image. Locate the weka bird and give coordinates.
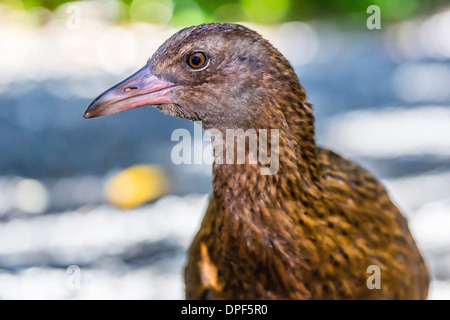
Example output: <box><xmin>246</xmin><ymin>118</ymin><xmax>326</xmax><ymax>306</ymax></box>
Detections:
<box><xmin>84</xmin><ymin>23</ymin><xmax>429</xmax><ymax>299</ymax></box>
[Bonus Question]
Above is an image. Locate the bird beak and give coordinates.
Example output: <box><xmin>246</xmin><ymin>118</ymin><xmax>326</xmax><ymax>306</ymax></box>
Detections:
<box><xmin>83</xmin><ymin>64</ymin><xmax>178</xmax><ymax>119</ymax></box>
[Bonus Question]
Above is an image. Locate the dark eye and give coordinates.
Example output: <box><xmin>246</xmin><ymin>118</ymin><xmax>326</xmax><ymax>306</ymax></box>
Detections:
<box><xmin>187</xmin><ymin>52</ymin><xmax>208</xmax><ymax>69</ymax></box>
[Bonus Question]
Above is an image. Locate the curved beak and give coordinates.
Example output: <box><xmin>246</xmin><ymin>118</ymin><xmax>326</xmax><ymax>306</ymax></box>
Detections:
<box><xmin>83</xmin><ymin>64</ymin><xmax>178</xmax><ymax>119</ymax></box>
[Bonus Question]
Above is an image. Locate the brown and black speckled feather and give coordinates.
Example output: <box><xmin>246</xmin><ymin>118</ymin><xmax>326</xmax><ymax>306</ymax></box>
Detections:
<box><xmin>177</xmin><ymin>24</ymin><xmax>429</xmax><ymax>300</ymax></box>
<box><xmin>185</xmin><ymin>145</ymin><xmax>429</xmax><ymax>300</ymax></box>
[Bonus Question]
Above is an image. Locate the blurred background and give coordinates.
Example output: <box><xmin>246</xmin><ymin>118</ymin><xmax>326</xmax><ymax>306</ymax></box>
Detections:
<box><xmin>0</xmin><ymin>0</ymin><xmax>449</xmax><ymax>299</ymax></box>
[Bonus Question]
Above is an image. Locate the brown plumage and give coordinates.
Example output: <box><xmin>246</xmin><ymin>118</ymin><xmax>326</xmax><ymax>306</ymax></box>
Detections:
<box><xmin>84</xmin><ymin>23</ymin><xmax>429</xmax><ymax>299</ymax></box>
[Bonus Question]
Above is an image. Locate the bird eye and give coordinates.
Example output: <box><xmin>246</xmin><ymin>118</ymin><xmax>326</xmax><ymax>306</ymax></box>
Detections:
<box><xmin>187</xmin><ymin>52</ymin><xmax>208</xmax><ymax>70</ymax></box>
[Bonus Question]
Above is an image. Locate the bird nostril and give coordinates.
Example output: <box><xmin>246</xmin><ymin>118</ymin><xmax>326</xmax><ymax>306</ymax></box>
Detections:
<box><xmin>124</xmin><ymin>86</ymin><xmax>138</xmax><ymax>93</ymax></box>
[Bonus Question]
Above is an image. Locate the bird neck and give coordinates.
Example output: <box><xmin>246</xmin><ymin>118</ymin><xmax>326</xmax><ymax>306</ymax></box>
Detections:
<box><xmin>207</xmin><ymin>99</ymin><xmax>321</xmax><ymax>296</ymax></box>
<box><xmin>211</xmin><ymin>97</ymin><xmax>322</xmax><ymax>236</ymax></box>
<box><xmin>210</xmin><ymin>80</ymin><xmax>320</xmax><ymax>200</ymax></box>
<box><xmin>212</xmin><ymin>131</ymin><xmax>319</xmax><ymax>204</ymax></box>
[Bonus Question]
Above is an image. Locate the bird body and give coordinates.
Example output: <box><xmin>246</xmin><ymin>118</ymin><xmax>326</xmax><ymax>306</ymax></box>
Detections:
<box><xmin>185</xmin><ymin>147</ymin><xmax>429</xmax><ymax>299</ymax></box>
<box><xmin>85</xmin><ymin>23</ymin><xmax>429</xmax><ymax>299</ymax></box>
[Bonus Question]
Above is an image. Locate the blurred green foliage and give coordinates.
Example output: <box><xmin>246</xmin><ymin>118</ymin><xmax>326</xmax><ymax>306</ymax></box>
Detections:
<box><xmin>6</xmin><ymin>0</ymin><xmax>449</xmax><ymax>25</ymax></box>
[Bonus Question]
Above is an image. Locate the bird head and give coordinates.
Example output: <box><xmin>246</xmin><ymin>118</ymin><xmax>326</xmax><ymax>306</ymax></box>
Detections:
<box><xmin>84</xmin><ymin>23</ymin><xmax>302</xmax><ymax>130</ymax></box>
